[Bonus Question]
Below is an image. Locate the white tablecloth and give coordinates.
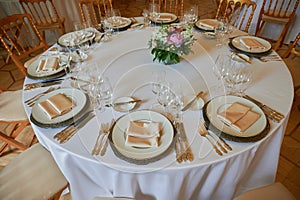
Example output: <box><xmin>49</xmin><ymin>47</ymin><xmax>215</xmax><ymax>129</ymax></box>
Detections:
<box><xmin>23</xmin><ymin>26</ymin><xmax>294</xmax><ymax>200</ymax></box>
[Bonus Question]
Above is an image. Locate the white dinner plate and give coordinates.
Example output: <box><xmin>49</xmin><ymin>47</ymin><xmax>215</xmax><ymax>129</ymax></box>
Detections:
<box><xmin>205</xmin><ymin>95</ymin><xmax>267</xmax><ymax>138</ymax></box>
<box><xmin>113</xmin><ymin>96</ymin><xmax>137</xmax><ymax>112</ymax></box>
<box><xmin>26</xmin><ymin>54</ymin><xmax>67</xmax><ymax>79</ymax></box>
<box><xmin>31</xmin><ymin>88</ymin><xmax>87</xmax><ymax>126</ymax></box>
<box><xmin>195</xmin><ymin>19</ymin><xmax>221</xmax><ymax>31</ymax></box>
<box><xmin>104</xmin><ymin>17</ymin><xmax>132</xmax><ymax>29</ymax></box>
<box><xmin>231</xmin><ymin>36</ymin><xmax>272</xmax><ymax>54</ymax></box>
<box><xmin>150</xmin><ymin>13</ymin><xmax>177</xmax><ymax>24</ymax></box>
<box><xmin>58</xmin><ymin>29</ymin><xmax>95</xmax><ymax>47</ymax></box>
<box><xmin>111</xmin><ymin>110</ymin><xmax>174</xmax><ymax>160</ymax></box>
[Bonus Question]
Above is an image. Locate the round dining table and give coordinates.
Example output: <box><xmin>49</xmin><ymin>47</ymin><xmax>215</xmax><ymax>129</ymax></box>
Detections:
<box><xmin>23</xmin><ymin>23</ymin><xmax>294</xmax><ymax>200</ymax></box>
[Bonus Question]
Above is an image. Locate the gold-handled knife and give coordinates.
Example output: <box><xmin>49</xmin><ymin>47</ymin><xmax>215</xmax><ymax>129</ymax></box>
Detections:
<box><xmin>105</xmin><ymin>99</ymin><xmax>141</xmax><ymax>107</ymax></box>
<box><xmin>181</xmin><ymin>91</ymin><xmax>203</xmax><ymax>111</ymax></box>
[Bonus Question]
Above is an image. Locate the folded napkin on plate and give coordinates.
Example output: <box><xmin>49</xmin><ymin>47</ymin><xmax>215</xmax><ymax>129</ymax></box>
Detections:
<box><xmin>217</xmin><ymin>102</ymin><xmax>261</xmax><ymax>132</ymax></box>
<box><xmin>36</xmin><ymin>57</ymin><xmax>59</xmax><ymax>72</ymax></box>
<box><xmin>199</xmin><ymin>19</ymin><xmax>220</xmax><ymax>29</ymax></box>
<box><xmin>38</xmin><ymin>93</ymin><xmax>76</xmax><ymax>119</ymax></box>
<box><xmin>157</xmin><ymin>15</ymin><xmax>173</xmax><ymax>21</ymax></box>
<box><xmin>125</xmin><ymin>121</ymin><xmax>161</xmax><ymax>148</ymax></box>
<box><xmin>240</xmin><ymin>38</ymin><xmax>265</xmax><ymax>50</ymax></box>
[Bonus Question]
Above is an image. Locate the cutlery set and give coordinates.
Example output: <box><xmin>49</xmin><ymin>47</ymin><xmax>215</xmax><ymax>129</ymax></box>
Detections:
<box><xmin>198</xmin><ymin>120</ymin><xmax>232</xmax><ymax>156</ymax></box>
<box><xmin>92</xmin><ymin>119</ymin><xmax>114</xmax><ymax>156</ymax></box>
<box><xmin>54</xmin><ymin>111</ymin><xmax>94</xmax><ymax>143</ymax></box>
<box><xmin>24</xmin><ymin>79</ymin><xmax>63</xmax><ymax>90</ymax></box>
<box><xmin>175</xmin><ymin>122</ymin><xmax>194</xmax><ymax>163</ymax></box>
<box><xmin>243</xmin><ymin>95</ymin><xmax>284</xmax><ymax>123</ymax></box>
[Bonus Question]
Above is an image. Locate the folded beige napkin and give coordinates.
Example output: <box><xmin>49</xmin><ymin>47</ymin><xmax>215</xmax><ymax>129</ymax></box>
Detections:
<box><xmin>125</xmin><ymin>121</ymin><xmax>161</xmax><ymax>148</ymax></box>
<box><xmin>240</xmin><ymin>38</ymin><xmax>265</xmax><ymax>50</ymax></box>
<box><xmin>217</xmin><ymin>102</ymin><xmax>260</xmax><ymax>132</ymax></box>
<box><xmin>157</xmin><ymin>15</ymin><xmax>173</xmax><ymax>21</ymax></box>
<box><xmin>38</xmin><ymin>93</ymin><xmax>76</xmax><ymax>119</ymax></box>
<box><xmin>36</xmin><ymin>57</ymin><xmax>59</xmax><ymax>72</ymax></box>
<box><xmin>199</xmin><ymin>19</ymin><xmax>220</xmax><ymax>29</ymax></box>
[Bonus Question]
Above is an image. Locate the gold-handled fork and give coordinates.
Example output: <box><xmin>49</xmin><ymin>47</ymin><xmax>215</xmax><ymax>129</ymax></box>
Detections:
<box><xmin>198</xmin><ymin>123</ymin><xmax>223</xmax><ymax>156</ymax></box>
<box><xmin>92</xmin><ymin>123</ymin><xmax>108</xmax><ymax>155</ymax></box>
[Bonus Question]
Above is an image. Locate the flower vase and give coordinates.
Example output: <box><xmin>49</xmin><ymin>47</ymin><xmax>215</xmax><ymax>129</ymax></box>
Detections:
<box><xmin>151</xmin><ymin>48</ymin><xmax>180</xmax><ymax>65</ymax></box>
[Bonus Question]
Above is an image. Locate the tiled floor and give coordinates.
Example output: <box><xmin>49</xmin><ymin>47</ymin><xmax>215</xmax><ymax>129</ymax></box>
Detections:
<box><xmin>0</xmin><ymin>0</ymin><xmax>300</xmax><ymax>199</ymax></box>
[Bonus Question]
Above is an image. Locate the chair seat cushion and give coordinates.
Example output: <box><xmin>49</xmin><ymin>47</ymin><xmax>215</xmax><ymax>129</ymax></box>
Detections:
<box><xmin>0</xmin><ymin>90</ymin><xmax>27</xmax><ymax>121</ymax></box>
<box><xmin>0</xmin><ymin>143</ymin><xmax>68</xmax><ymax>200</ymax></box>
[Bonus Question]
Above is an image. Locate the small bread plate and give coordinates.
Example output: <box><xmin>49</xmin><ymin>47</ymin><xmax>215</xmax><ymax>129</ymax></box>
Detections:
<box><xmin>203</xmin><ymin>95</ymin><xmax>269</xmax><ymax>142</ymax></box>
<box><xmin>184</xmin><ymin>95</ymin><xmax>205</xmax><ymax>110</ymax></box>
<box><xmin>195</xmin><ymin>19</ymin><xmax>221</xmax><ymax>32</ymax></box>
<box><xmin>110</xmin><ymin>110</ymin><xmax>174</xmax><ymax>164</ymax></box>
<box><xmin>104</xmin><ymin>17</ymin><xmax>132</xmax><ymax>30</ymax></box>
<box><xmin>150</xmin><ymin>13</ymin><xmax>177</xmax><ymax>24</ymax></box>
<box><xmin>113</xmin><ymin>96</ymin><xmax>137</xmax><ymax>112</ymax></box>
<box><xmin>30</xmin><ymin>88</ymin><xmax>87</xmax><ymax>128</ymax></box>
<box><xmin>230</xmin><ymin>35</ymin><xmax>272</xmax><ymax>54</ymax></box>
<box><xmin>26</xmin><ymin>54</ymin><xmax>68</xmax><ymax>80</ymax></box>
<box><xmin>58</xmin><ymin>29</ymin><xmax>95</xmax><ymax>48</ymax></box>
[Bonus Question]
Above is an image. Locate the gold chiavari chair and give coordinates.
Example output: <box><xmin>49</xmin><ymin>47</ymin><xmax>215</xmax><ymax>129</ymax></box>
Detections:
<box><xmin>283</xmin><ymin>31</ymin><xmax>300</xmax><ymax>58</ymax></box>
<box><xmin>255</xmin><ymin>0</ymin><xmax>300</xmax><ymax>51</ymax></box>
<box><xmin>215</xmin><ymin>0</ymin><xmax>257</xmax><ymax>33</ymax></box>
<box><xmin>150</xmin><ymin>0</ymin><xmax>184</xmax><ymax>16</ymax></box>
<box><xmin>79</xmin><ymin>0</ymin><xmax>113</xmax><ymax>26</ymax></box>
<box><xmin>0</xmin><ymin>88</ymin><xmax>36</xmax><ymax>155</ymax></box>
<box><xmin>19</xmin><ymin>0</ymin><xmax>66</xmax><ymax>41</ymax></box>
<box><xmin>0</xmin><ymin>14</ymin><xmax>49</xmax><ymax>77</ymax></box>
<box><xmin>0</xmin><ymin>143</ymin><xmax>68</xmax><ymax>200</ymax></box>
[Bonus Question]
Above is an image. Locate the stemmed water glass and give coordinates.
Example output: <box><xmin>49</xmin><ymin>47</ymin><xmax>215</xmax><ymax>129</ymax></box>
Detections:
<box><xmin>149</xmin><ymin>3</ymin><xmax>160</xmax><ymax>26</ymax></box>
<box><xmin>183</xmin><ymin>5</ymin><xmax>198</xmax><ymax>24</ymax></box>
<box><xmin>107</xmin><ymin>9</ymin><xmax>122</xmax><ymax>33</ymax></box>
<box><xmin>224</xmin><ymin>60</ymin><xmax>252</xmax><ymax>96</ymax></box>
<box><xmin>211</xmin><ymin>53</ymin><xmax>232</xmax><ymax>94</ymax></box>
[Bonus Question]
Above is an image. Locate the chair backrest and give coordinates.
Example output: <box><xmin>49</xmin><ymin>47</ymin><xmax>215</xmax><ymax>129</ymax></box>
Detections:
<box><xmin>0</xmin><ymin>14</ymin><xmax>49</xmax><ymax>76</ymax></box>
<box><xmin>19</xmin><ymin>0</ymin><xmax>63</xmax><ymax>28</ymax></box>
<box><xmin>150</xmin><ymin>0</ymin><xmax>184</xmax><ymax>16</ymax></box>
<box><xmin>79</xmin><ymin>0</ymin><xmax>113</xmax><ymax>25</ymax></box>
<box><xmin>215</xmin><ymin>0</ymin><xmax>257</xmax><ymax>32</ymax></box>
<box><xmin>260</xmin><ymin>0</ymin><xmax>299</xmax><ymax>19</ymax></box>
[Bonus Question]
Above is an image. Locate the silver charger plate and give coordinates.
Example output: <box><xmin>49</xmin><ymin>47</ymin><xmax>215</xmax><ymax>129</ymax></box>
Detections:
<box><xmin>30</xmin><ymin>88</ymin><xmax>87</xmax><ymax>127</ymax></box>
<box><xmin>231</xmin><ymin>36</ymin><xmax>272</xmax><ymax>54</ymax></box>
<box><xmin>150</xmin><ymin>13</ymin><xmax>177</xmax><ymax>24</ymax></box>
<box><xmin>110</xmin><ymin>110</ymin><xmax>174</xmax><ymax>162</ymax></box>
<box><xmin>203</xmin><ymin>95</ymin><xmax>269</xmax><ymax>142</ymax></box>
<box><xmin>26</xmin><ymin>54</ymin><xmax>68</xmax><ymax>80</ymax></box>
<box><xmin>104</xmin><ymin>17</ymin><xmax>132</xmax><ymax>29</ymax></box>
<box><xmin>58</xmin><ymin>29</ymin><xmax>95</xmax><ymax>48</ymax></box>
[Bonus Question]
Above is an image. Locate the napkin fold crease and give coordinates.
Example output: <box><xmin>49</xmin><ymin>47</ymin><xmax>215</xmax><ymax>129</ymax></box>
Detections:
<box><xmin>125</xmin><ymin>121</ymin><xmax>161</xmax><ymax>148</ymax></box>
<box><xmin>38</xmin><ymin>93</ymin><xmax>76</xmax><ymax>119</ymax></box>
<box><xmin>217</xmin><ymin>102</ymin><xmax>260</xmax><ymax>132</ymax></box>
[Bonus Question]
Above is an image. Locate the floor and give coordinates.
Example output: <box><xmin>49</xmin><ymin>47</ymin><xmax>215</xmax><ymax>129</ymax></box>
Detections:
<box><xmin>0</xmin><ymin>0</ymin><xmax>300</xmax><ymax>199</ymax></box>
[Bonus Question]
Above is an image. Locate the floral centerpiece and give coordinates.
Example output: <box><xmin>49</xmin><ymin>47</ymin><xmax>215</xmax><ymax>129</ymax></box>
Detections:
<box><xmin>148</xmin><ymin>24</ymin><xmax>196</xmax><ymax>65</ymax></box>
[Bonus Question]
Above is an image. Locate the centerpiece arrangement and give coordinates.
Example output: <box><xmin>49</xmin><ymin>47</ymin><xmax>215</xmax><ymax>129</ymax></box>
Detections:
<box><xmin>148</xmin><ymin>24</ymin><xmax>196</xmax><ymax>65</ymax></box>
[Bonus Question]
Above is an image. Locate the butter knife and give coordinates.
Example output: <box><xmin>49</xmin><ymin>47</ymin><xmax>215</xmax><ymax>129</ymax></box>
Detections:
<box><xmin>181</xmin><ymin>91</ymin><xmax>203</xmax><ymax>111</ymax></box>
<box><xmin>105</xmin><ymin>99</ymin><xmax>141</xmax><ymax>107</ymax></box>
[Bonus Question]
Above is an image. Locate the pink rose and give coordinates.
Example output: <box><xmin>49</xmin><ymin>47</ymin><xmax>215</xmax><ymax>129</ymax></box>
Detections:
<box><xmin>167</xmin><ymin>33</ymin><xmax>183</xmax><ymax>47</ymax></box>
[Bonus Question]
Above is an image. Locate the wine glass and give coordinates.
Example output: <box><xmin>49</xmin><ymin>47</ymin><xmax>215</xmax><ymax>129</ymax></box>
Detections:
<box><xmin>212</xmin><ymin>53</ymin><xmax>232</xmax><ymax>94</ymax></box>
<box><xmin>149</xmin><ymin>3</ymin><xmax>160</xmax><ymax>26</ymax></box>
<box><xmin>183</xmin><ymin>5</ymin><xmax>198</xmax><ymax>24</ymax></box>
<box><xmin>107</xmin><ymin>9</ymin><xmax>122</xmax><ymax>33</ymax></box>
<box><xmin>224</xmin><ymin>60</ymin><xmax>252</xmax><ymax>96</ymax></box>
<box><xmin>157</xmin><ymin>81</ymin><xmax>174</xmax><ymax>110</ymax></box>
<box><xmin>151</xmin><ymin>69</ymin><xmax>166</xmax><ymax>94</ymax></box>
<box><xmin>142</xmin><ymin>9</ymin><xmax>150</xmax><ymax>26</ymax></box>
